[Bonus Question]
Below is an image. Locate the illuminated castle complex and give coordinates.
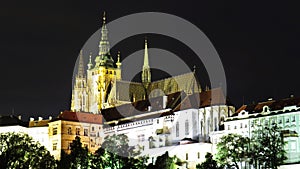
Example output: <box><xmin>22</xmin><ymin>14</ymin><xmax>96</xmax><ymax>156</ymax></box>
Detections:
<box><xmin>71</xmin><ymin>13</ymin><xmax>201</xmax><ymax>114</ymax></box>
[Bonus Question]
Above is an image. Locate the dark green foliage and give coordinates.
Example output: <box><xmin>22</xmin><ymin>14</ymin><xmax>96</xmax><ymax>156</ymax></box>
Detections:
<box><xmin>196</xmin><ymin>153</ymin><xmax>222</xmax><ymax>169</ymax></box>
<box><xmin>215</xmin><ymin>123</ymin><xmax>287</xmax><ymax>169</ymax></box>
<box><xmin>147</xmin><ymin>151</ymin><xmax>181</xmax><ymax>169</ymax></box>
<box><xmin>59</xmin><ymin>136</ymin><xmax>91</xmax><ymax>169</ymax></box>
<box><xmin>0</xmin><ymin>132</ymin><xmax>57</xmax><ymax>169</ymax></box>
<box><xmin>250</xmin><ymin>123</ymin><xmax>287</xmax><ymax>169</ymax></box>
<box><xmin>94</xmin><ymin>134</ymin><xmax>148</xmax><ymax>169</ymax></box>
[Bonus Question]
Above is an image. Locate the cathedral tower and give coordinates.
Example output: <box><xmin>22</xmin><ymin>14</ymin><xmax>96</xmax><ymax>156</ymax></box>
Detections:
<box><xmin>85</xmin><ymin>12</ymin><xmax>121</xmax><ymax>113</ymax></box>
<box><xmin>71</xmin><ymin>50</ymin><xmax>88</xmax><ymax>112</ymax></box>
<box><xmin>142</xmin><ymin>39</ymin><xmax>151</xmax><ymax>87</ymax></box>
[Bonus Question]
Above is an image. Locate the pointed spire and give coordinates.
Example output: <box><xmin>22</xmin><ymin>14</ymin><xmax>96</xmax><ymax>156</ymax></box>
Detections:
<box><xmin>87</xmin><ymin>52</ymin><xmax>93</xmax><ymax>70</ymax></box>
<box><xmin>77</xmin><ymin>50</ymin><xmax>85</xmax><ymax>78</ymax></box>
<box><xmin>143</xmin><ymin>38</ymin><xmax>149</xmax><ymax>68</ymax></box>
<box><xmin>116</xmin><ymin>51</ymin><xmax>122</xmax><ymax>68</ymax></box>
<box><xmin>142</xmin><ymin>38</ymin><xmax>151</xmax><ymax>84</ymax></box>
<box><xmin>95</xmin><ymin>11</ymin><xmax>114</xmax><ymax>68</ymax></box>
<box><xmin>99</xmin><ymin>11</ymin><xmax>110</xmax><ymax>57</ymax></box>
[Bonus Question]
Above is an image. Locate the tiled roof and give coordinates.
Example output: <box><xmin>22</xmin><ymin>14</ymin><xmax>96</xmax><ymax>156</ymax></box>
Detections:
<box><xmin>54</xmin><ymin>111</ymin><xmax>102</xmax><ymax>124</ymax></box>
<box><xmin>235</xmin><ymin>96</ymin><xmax>300</xmax><ymax>115</ymax></box>
<box><xmin>0</xmin><ymin>115</ymin><xmax>27</xmax><ymax>127</ymax></box>
<box><xmin>102</xmin><ymin>88</ymin><xmax>227</xmax><ymax>125</ymax></box>
<box><xmin>174</xmin><ymin>88</ymin><xmax>227</xmax><ymax>111</ymax></box>
<box><xmin>102</xmin><ymin>91</ymin><xmax>183</xmax><ymax>123</ymax></box>
<box><xmin>113</xmin><ymin>72</ymin><xmax>201</xmax><ymax>103</ymax></box>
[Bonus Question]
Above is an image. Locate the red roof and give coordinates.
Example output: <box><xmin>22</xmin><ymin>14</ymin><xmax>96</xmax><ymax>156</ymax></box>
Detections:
<box><xmin>55</xmin><ymin>111</ymin><xmax>102</xmax><ymax>124</ymax></box>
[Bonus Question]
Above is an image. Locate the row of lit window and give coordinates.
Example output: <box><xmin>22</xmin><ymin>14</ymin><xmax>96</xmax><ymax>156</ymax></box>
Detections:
<box><xmin>91</xmin><ymin>70</ymin><xmax>116</xmax><ymax>76</ymax></box>
<box><xmin>51</xmin><ymin>126</ymin><xmax>100</xmax><ymax>136</ymax></box>
<box><xmin>227</xmin><ymin>115</ymin><xmax>297</xmax><ymax>130</ymax></box>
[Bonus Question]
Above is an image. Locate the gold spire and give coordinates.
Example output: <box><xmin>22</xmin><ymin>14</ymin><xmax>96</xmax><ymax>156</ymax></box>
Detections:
<box><xmin>102</xmin><ymin>11</ymin><xmax>106</xmax><ymax>24</ymax></box>
<box><xmin>142</xmin><ymin>38</ymin><xmax>151</xmax><ymax>85</ymax></box>
<box><xmin>87</xmin><ymin>52</ymin><xmax>93</xmax><ymax>70</ymax></box>
<box><xmin>116</xmin><ymin>51</ymin><xmax>122</xmax><ymax>68</ymax></box>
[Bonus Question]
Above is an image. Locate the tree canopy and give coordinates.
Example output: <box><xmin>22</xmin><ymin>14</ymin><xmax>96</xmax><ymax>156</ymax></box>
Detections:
<box><xmin>215</xmin><ymin>133</ymin><xmax>249</xmax><ymax>169</ymax></box>
<box><xmin>0</xmin><ymin>132</ymin><xmax>57</xmax><ymax>169</ymax></box>
<box><xmin>196</xmin><ymin>152</ymin><xmax>222</xmax><ymax>169</ymax></box>
<box><xmin>250</xmin><ymin>123</ymin><xmax>287</xmax><ymax>169</ymax></box>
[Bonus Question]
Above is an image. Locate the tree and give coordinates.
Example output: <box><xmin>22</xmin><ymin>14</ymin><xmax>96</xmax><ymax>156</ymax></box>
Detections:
<box><xmin>68</xmin><ymin>136</ymin><xmax>91</xmax><ymax>169</ymax></box>
<box><xmin>0</xmin><ymin>132</ymin><xmax>57</xmax><ymax>169</ymax></box>
<box><xmin>215</xmin><ymin>133</ymin><xmax>249</xmax><ymax>169</ymax></box>
<box><xmin>95</xmin><ymin>134</ymin><xmax>148</xmax><ymax>169</ymax></box>
<box><xmin>250</xmin><ymin>123</ymin><xmax>287</xmax><ymax>169</ymax></box>
<box><xmin>196</xmin><ymin>152</ymin><xmax>222</xmax><ymax>169</ymax></box>
<box><xmin>147</xmin><ymin>151</ymin><xmax>182</xmax><ymax>169</ymax></box>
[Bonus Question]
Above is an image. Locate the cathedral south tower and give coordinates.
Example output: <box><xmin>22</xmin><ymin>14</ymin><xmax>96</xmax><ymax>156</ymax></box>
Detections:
<box><xmin>71</xmin><ymin>12</ymin><xmax>121</xmax><ymax>114</ymax></box>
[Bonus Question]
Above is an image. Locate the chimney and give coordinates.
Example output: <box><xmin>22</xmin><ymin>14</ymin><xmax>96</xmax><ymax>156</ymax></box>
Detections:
<box><xmin>30</xmin><ymin>117</ymin><xmax>34</xmax><ymax>121</ymax></box>
<box><xmin>38</xmin><ymin>117</ymin><xmax>43</xmax><ymax>121</ymax></box>
<box><xmin>163</xmin><ymin>95</ymin><xmax>168</xmax><ymax>109</ymax></box>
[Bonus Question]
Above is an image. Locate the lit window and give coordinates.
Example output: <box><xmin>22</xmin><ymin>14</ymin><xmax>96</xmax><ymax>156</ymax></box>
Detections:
<box><xmin>76</xmin><ymin>128</ymin><xmax>80</xmax><ymax>136</ymax></box>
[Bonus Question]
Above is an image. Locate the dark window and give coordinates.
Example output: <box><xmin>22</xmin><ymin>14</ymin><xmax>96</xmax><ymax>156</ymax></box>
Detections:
<box><xmin>67</xmin><ymin>127</ymin><xmax>72</xmax><ymax>135</ymax></box>
<box><xmin>53</xmin><ymin>127</ymin><xmax>57</xmax><ymax>135</ymax></box>
<box><xmin>292</xmin><ymin>116</ymin><xmax>296</xmax><ymax>122</ymax></box>
<box><xmin>84</xmin><ymin>129</ymin><xmax>88</xmax><ymax>136</ymax></box>
<box><xmin>53</xmin><ymin>143</ymin><xmax>57</xmax><ymax>151</ymax></box>
<box><xmin>76</xmin><ymin>128</ymin><xmax>80</xmax><ymax>136</ymax></box>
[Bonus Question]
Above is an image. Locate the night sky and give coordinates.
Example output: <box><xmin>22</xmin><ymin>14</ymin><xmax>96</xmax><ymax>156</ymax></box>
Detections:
<box><xmin>1</xmin><ymin>1</ymin><xmax>300</xmax><ymax>120</ymax></box>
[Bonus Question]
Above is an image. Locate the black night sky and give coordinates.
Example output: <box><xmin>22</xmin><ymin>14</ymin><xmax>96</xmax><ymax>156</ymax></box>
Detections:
<box><xmin>1</xmin><ymin>1</ymin><xmax>300</xmax><ymax>120</ymax></box>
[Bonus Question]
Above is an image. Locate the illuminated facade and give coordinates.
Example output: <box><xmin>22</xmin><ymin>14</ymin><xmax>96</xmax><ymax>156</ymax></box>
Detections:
<box><xmin>70</xmin><ymin>13</ymin><xmax>201</xmax><ymax>114</ymax></box>
<box><xmin>210</xmin><ymin>96</ymin><xmax>300</xmax><ymax>164</ymax></box>
<box><xmin>101</xmin><ymin>88</ymin><xmax>233</xmax><ymax>169</ymax></box>
<box><xmin>48</xmin><ymin>111</ymin><xmax>103</xmax><ymax>160</ymax></box>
